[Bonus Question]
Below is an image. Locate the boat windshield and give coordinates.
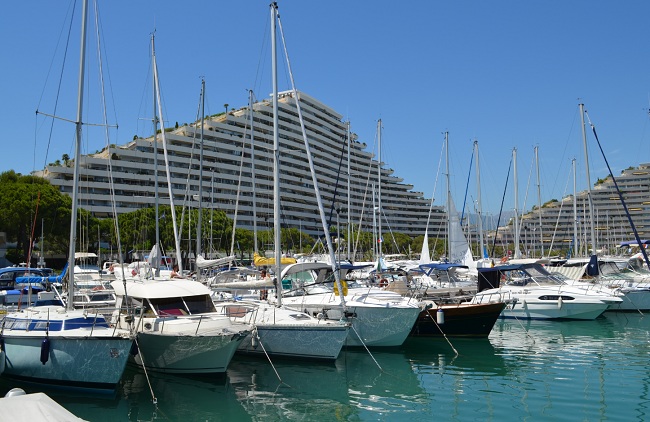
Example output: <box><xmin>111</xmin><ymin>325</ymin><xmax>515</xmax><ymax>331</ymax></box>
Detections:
<box><xmin>503</xmin><ymin>266</ymin><xmax>565</xmax><ymax>287</ymax></box>
<box><xmin>147</xmin><ymin>294</ymin><xmax>217</xmax><ymax>316</ymax></box>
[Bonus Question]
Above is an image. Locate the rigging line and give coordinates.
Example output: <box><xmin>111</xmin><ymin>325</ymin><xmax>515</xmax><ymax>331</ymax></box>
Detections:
<box><xmin>353</xmin><ymin>128</ymin><xmax>380</xmax><ymax>260</ymax></box>
<box><xmin>230</xmin><ymin>116</ymin><xmax>251</xmax><ymax>257</ymax></box>
<box><xmin>547</xmin><ymin>163</ymin><xmax>572</xmax><ymax>253</ymax></box>
<box><xmin>516</xmin><ymin>154</ymin><xmax>535</xmax><ymax>249</ymax></box>
<box><xmin>276</xmin><ymin>9</ymin><xmax>346</xmax><ymax>306</ymax></box>
<box><xmin>460</xmin><ymin>147</ymin><xmax>474</xmax><ymax>222</ymax></box>
<box><xmin>585</xmin><ymin>110</ymin><xmax>650</xmax><ymax>271</ymax></box>
<box><xmin>490</xmin><ymin>157</ymin><xmax>512</xmax><ymax>258</ymax></box>
<box><xmin>326</xmin><ymin>138</ymin><xmax>348</xmax><ymax>231</ymax></box>
<box><xmin>38</xmin><ymin>1</ymin><xmax>77</xmax><ymax>172</ymax></box>
<box><xmin>425</xmin><ymin>141</ymin><xmax>445</xmax><ymax>232</ymax></box>
<box><xmin>93</xmin><ymin>0</ymin><xmax>119</xmax><ymax>130</ymax></box>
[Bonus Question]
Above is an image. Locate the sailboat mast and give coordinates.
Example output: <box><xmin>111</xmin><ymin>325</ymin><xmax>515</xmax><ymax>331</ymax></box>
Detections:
<box><xmin>195</xmin><ymin>78</ymin><xmax>205</xmax><ymax>280</ymax></box>
<box><xmin>67</xmin><ymin>0</ymin><xmax>88</xmax><ymax>310</ymax></box>
<box><xmin>572</xmin><ymin>158</ymin><xmax>578</xmax><ymax>256</ymax></box>
<box><xmin>153</xmin><ymin>44</ymin><xmax>183</xmax><ymax>272</ymax></box>
<box><xmin>347</xmin><ymin>121</ymin><xmax>351</xmax><ymax>261</ymax></box>
<box><xmin>513</xmin><ymin>148</ymin><xmax>521</xmax><ymax>259</ymax></box>
<box><xmin>152</xmin><ymin>35</ymin><xmax>160</xmax><ymax>275</ymax></box>
<box><xmin>249</xmin><ymin>90</ymin><xmax>258</xmax><ymax>254</ymax></box>
<box><xmin>271</xmin><ymin>2</ymin><xmax>282</xmax><ymax>305</ymax></box>
<box><xmin>580</xmin><ymin>103</ymin><xmax>598</xmax><ymax>255</ymax></box>
<box><xmin>377</xmin><ymin>119</ymin><xmax>382</xmax><ymax>261</ymax></box>
<box><xmin>474</xmin><ymin>140</ymin><xmax>485</xmax><ymax>260</ymax></box>
<box><xmin>445</xmin><ymin>131</ymin><xmax>450</xmax><ymax>261</ymax></box>
<box><xmin>535</xmin><ymin>146</ymin><xmax>544</xmax><ymax>257</ymax></box>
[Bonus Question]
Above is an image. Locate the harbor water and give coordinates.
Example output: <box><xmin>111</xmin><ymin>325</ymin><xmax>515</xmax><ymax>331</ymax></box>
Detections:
<box><xmin>2</xmin><ymin>312</ymin><xmax>649</xmax><ymax>421</ymax></box>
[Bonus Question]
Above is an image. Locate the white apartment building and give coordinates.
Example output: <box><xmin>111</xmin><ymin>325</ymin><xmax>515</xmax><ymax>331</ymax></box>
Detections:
<box><xmin>36</xmin><ymin>91</ymin><xmax>445</xmax><ymax>240</ymax></box>
<box><xmin>492</xmin><ymin>163</ymin><xmax>650</xmax><ymax>257</ymax></box>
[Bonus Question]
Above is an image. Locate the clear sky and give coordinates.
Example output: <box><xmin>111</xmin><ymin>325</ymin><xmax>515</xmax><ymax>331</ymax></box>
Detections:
<box><xmin>2</xmin><ymin>1</ymin><xmax>650</xmax><ymax>218</ymax></box>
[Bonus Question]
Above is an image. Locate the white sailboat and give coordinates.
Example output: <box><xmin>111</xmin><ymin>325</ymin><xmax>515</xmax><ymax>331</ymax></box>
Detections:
<box><xmin>277</xmin><ymin>119</ymin><xmax>420</xmax><ymax>347</ymax></box>
<box><xmin>110</xmin><ymin>35</ymin><xmax>250</xmax><ymax>374</ymax></box>
<box><xmin>0</xmin><ymin>0</ymin><xmax>133</xmax><ymax>390</ymax></box>
<box><xmin>211</xmin><ymin>4</ymin><xmax>349</xmax><ymax>360</ymax></box>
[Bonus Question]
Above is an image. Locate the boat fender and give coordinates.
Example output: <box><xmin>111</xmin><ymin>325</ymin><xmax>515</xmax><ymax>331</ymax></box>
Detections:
<box><xmin>0</xmin><ymin>336</ymin><xmax>4</xmax><ymax>352</ymax></box>
<box><xmin>436</xmin><ymin>308</ymin><xmax>445</xmax><ymax>325</ymax></box>
<box><xmin>558</xmin><ymin>296</ymin><xmax>563</xmax><ymax>309</ymax></box>
<box><xmin>251</xmin><ymin>328</ymin><xmax>259</xmax><ymax>348</ymax></box>
<box><xmin>522</xmin><ymin>299</ymin><xmax>527</xmax><ymax>308</ymax></box>
<box><xmin>40</xmin><ymin>338</ymin><xmax>50</xmax><ymax>365</ymax></box>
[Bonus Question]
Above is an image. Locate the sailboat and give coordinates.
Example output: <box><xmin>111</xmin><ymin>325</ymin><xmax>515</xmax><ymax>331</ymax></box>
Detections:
<box><xmin>211</xmin><ymin>4</ymin><xmax>349</xmax><ymax>360</ymax></box>
<box><xmin>0</xmin><ymin>0</ymin><xmax>133</xmax><ymax>390</ymax></box>
<box><xmin>110</xmin><ymin>35</ymin><xmax>250</xmax><ymax>374</ymax></box>
<box><xmin>410</xmin><ymin>133</ymin><xmax>505</xmax><ymax>337</ymax></box>
<box><xmin>278</xmin><ymin>119</ymin><xmax>421</xmax><ymax>347</ymax></box>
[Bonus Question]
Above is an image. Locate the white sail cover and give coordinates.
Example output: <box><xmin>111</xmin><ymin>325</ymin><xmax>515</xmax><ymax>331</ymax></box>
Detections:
<box><xmin>448</xmin><ymin>196</ymin><xmax>474</xmax><ymax>266</ymax></box>
<box><xmin>196</xmin><ymin>255</ymin><xmax>236</xmax><ymax>269</ymax></box>
<box><xmin>147</xmin><ymin>244</ymin><xmax>160</xmax><ymax>267</ymax></box>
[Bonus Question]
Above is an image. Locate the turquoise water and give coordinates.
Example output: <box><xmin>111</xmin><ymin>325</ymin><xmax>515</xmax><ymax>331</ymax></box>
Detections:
<box><xmin>2</xmin><ymin>313</ymin><xmax>650</xmax><ymax>421</ymax></box>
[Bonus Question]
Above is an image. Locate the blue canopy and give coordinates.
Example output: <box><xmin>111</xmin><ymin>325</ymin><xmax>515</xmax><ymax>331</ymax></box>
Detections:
<box><xmin>618</xmin><ymin>239</ymin><xmax>650</xmax><ymax>247</ymax></box>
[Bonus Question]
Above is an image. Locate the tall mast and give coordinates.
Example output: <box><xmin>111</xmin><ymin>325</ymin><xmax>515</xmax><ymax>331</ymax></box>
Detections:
<box><xmin>152</xmin><ymin>34</ymin><xmax>160</xmax><ymax>275</ymax></box>
<box><xmin>474</xmin><ymin>140</ymin><xmax>485</xmax><ymax>260</ymax></box>
<box><xmin>346</xmin><ymin>121</ymin><xmax>351</xmax><ymax>261</ymax></box>
<box><xmin>445</xmin><ymin>131</ymin><xmax>450</xmax><ymax>261</ymax></box>
<box><xmin>153</xmin><ymin>41</ymin><xmax>183</xmax><ymax>272</ymax></box>
<box><xmin>513</xmin><ymin>147</ymin><xmax>521</xmax><ymax>259</ymax></box>
<box><xmin>535</xmin><ymin>146</ymin><xmax>544</xmax><ymax>257</ymax></box>
<box><xmin>67</xmin><ymin>0</ymin><xmax>88</xmax><ymax>310</ymax></box>
<box><xmin>377</xmin><ymin>119</ymin><xmax>382</xmax><ymax>262</ymax></box>
<box><xmin>196</xmin><ymin>78</ymin><xmax>205</xmax><ymax>280</ymax></box>
<box><xmin>580</xmin><ymin>103</ymin><xmax>598</xmax><ymax>256</ymax></box>
<box><xmin>572</xmin><ymin>158</ymin><xmax>578</xmax><ymax>256</ymax></box>
<box><xmin>249</xmin><ymin>90</ymin><xmax>258</xmax><ymax>254</ymax></box>
<box><xmin>271</xmin><ymin>2</ymin><xmax>282</xmax><ymax>305</ymax></box>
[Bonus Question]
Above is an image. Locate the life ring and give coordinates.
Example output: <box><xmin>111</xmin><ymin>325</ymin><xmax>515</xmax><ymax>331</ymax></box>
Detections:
<box><xmin>500</xmin><ymin>256</ymin><xmax>508</xmax><ymax>263</ymax></box>
<box><xmin>379</xmin><ymin>278</ymin><xmax>388</xmax><ymax>288</ymax></box>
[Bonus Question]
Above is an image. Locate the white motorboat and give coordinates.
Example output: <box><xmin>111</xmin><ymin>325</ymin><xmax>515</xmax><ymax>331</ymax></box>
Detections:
<box><xmin>111</xmin><ymin>279</ymin><xmax>250</xmax><ymax>374</ymax></box>
<box><xmin>471</xmin><ymin>263</ymin><xmax>622</xmax><ymax>320</ymax></box>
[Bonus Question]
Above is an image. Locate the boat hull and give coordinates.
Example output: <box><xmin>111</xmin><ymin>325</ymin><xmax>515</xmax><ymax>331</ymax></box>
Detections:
<box><xmin>320</xmin><ymin>305</ymin><xmax>421</xmax><ymax>347</ymax></box>
<box><xmin>410</xmin><ymin>302</ymin><xmax>506</xmax><ymax>337</ymax></box>
<box><xmin>133</xmin><ymin>331</ymin><xmax>245</xmax><ymax>374</ymax></box>
<box><xmin>1</xmin><ymin>335</ymin><xmax>132</xmax><ymax>390</ymax></box>
<box><xmin>237</xmin><ymin>324</ymin><xmax>349</xmax><ymax>360</ymax></box>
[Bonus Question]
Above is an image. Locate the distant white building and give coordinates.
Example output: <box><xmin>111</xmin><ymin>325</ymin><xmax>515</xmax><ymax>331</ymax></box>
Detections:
<box><xmin>492</xmin><ymin>163</ymin><xmax>650</xmax><ymax>257</ymax></box>
<box><xmin>35</xmin><ymin>91</ymin><xmax>446</xmax><ymax>242</ymax></box>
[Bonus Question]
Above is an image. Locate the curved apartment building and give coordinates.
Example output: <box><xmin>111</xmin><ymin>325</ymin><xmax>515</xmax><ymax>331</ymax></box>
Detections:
<box><xmin>36</xmin><ymin>91</ymin><xmax>445</xmax><ymax>240</ymax></box>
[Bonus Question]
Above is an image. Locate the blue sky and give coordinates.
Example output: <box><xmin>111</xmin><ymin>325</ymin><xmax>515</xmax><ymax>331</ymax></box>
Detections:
<box><xmin>2</xmin><ymin>1</ymin><xmax>650</xmax><ymax>217</ymax></box>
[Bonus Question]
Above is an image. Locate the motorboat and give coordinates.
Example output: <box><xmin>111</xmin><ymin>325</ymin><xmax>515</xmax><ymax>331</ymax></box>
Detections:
<box><xmin>111</xmin><ymin>278</ymin><xmax>250</xmax><ymax>374</ymax></box>
<box><xmin>470</xmin><ymin>263</ymin><xmax>622</xmax><ymax>320</ymax></box>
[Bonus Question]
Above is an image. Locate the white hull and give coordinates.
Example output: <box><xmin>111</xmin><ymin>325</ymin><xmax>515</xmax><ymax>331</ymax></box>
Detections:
<box><xmin>1</xmin><ymin>306</ymin><xmax>132</xmax><ymax>390</ymax></box>
<box><xmin>607</xmin><ymin>288</ymin><xmax>650</xmax><ymax>311</ymax></box>
<box><xmin>133</xmin><ymin>330</ymin><xmax>244</xmax><ymax>374</ymax></box>
<box><xmin>280</xmin><ymin>295</ymin><xmax>421</xmax><ymax>347</ymax></box>
<box><xmin>472</xmin><ymin>287</ymin><xmax>612</xmax><ymax>320</ymax></box>
<box><xmin>215</xmin><ymin>301</ymin><xmax>349</xmax><ymax>360</ymax></box>
<box><xmin>238</xmin><ymin>324</ymin><xmax>348</xmax><ymax>360</ymax></box>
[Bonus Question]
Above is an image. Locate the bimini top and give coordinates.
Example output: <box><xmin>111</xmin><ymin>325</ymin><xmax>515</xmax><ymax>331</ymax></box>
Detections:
<box><xmin>618</xmin><ymin>239</ymin><xmax>650</xmax><ymax>247</ymax></box>
<box><xmin>111</xmin><ymin>279</ymin><xmax>211</xmax><ymax>299</ymax></box>
<box><xmin>418</xmin><ymin>262</ymin><xmax>469</xmax><ymax>275</ymax></box>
